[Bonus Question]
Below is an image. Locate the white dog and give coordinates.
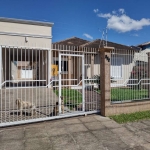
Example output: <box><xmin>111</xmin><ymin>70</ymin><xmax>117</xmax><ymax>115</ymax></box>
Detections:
<box><xmin>16</xmin><ymin>98</ymin><xmax>36</xmax><ymax>116</ymax></box>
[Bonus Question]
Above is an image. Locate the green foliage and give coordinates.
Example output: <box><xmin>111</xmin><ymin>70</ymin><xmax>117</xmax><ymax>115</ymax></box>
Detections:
<box><xmin>110</xmin><ymin>111</ymin><xmax>150</xmax><ymax>123</ymax></box>
<box><xmin>54</xmin><ymin>89</ymin><xmax>82</xmax><ymax>107</ymax></box>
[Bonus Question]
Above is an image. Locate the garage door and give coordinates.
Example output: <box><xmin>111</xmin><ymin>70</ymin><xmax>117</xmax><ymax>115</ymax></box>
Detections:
<box><xmin>21</xmin><ymin>70</ymin><xmax>33</xmax><ymax>79</ymax></box>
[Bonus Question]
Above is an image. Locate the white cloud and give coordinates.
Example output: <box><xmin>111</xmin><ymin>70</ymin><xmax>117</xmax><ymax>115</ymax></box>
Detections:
<box><xmin>97</xmin><ymin>13</ymin><xmax>112</xmax><ymax>18</ymax></box>
<box><xmin>83</xmin><ymin>33</ymin><xmax>93</xmax><ymax>40</ymax></box>
<box><xmin>96</xmin><ymin>9</ymin><xmax>150</xmax><ymax>33</ymax></box>
<box><xmin>119</xmin><ymin>8</ymin><xmax>125</xmax><ymax>14</ymax></box>
<box><xmin>112</xmin><ymin>10</ymin><xmax>116</xmax><ymax>14</ymax></box>
<box><xmin>93</xmin><ymin>9</ymin><xmax>99</xmax><ymax>13</ymax></box>
<box><xmin>107</xmin><ymin>15</ymin><xmax>150</xmax><ymax>32</ymax></box>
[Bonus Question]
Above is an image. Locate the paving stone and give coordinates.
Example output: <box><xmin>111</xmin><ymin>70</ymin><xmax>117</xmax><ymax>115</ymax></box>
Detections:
<box><xmin>135</xmin><ymin>130</ymin><xmax>150</xmax><ymax>143</ymax></box>
<box><xmin>94</xmin><ymin>115</ymin><xmax>111</xmax><ymax>122</ymax></box>
<box><xmin>142</xmin><ymin>127</ymin><xmax>150</xmax><ymax>134</ymax></box>
<box><xmin>25</xmin><ymin>127</ymin><xmax>48</xmax><ymax>139</ymax></box>
<box><xmin>67</xmin><ymin>124</ymin><xmax>88</xmax><ymax>133</ymax></box>
<box><xmin>92</xmin><ymin>129</ymin><xmax>121</xmax><ymax>142</ymax></box>
<box><xmin>84</xmin><ymin>121</ymin><xmax>106</xmax><ymax>130</ymax></box>
<box><xmin>53</xmin><ymin>144</ymin><xmax>79</xmax><ymax>150</ymax></box>
<box><xmin>79</xmin><ymin>116</ymin><xmax>98</xmax><ymax>123</ymax></box>
<box><xmin>24</xmin><ymin>122</ymin><xmax>46</xmax><ymax>129</ymax></box>
<box><xmin>126</xmin><ymin>145</ymin><xmax>147</xmax><ymax>150</ymax></box>
<box><xmin>102</xmin><ymin>140</ymin><xmax>129</xmax><ymax>150</ymax></box>
<box><xmin>0</xmin><ymin>140</ymin><xmax>25</xmax><ymax>150</ymax></box>
<box><xmin>0</xmin><ymin>128</ymin><xmax>24</xmax><ymax>141</ymax></box>
<box><xmin>72</xmin><ymin>132</ymin><xmax>98</xmax><ymax>144</ymax></box>
<box><xmin>111</xmin><ymin>127</ymin><xmax>134</xmax><ymax>137</ymax></box>
<box><xmin>142</xmin><ymin>143</ymin><xmax>150</xmax><ymax>150</ymax></box>
<box><xmin>79</xmin><ymin>142</ymin><xmax>106</xmax><ymax>150</ymax></box>
<box><xmin>126</xmin><ymin>122</ymin><xmax>148</xmax><ymax>131</ymax></box>
<box><xmin>124</xmin><ymin>123</ymin><xmax>139</xmax><ymax>132</ymax></box>
<box><xmin>120</xmin><ymin>134</ymin><xmax>148</xmax><ymax>148</ymax></box>
<box><xmin>63</xmin><ymin>118</ymin><xmax>81</xmax><ymax>125</ymax></box>
<box><xmin>25</xmin><ymin>137</ymin><xmax>52</xmax><ymax>150</ymax></box>
<box><xmin>50</xmin><ymin>134</ymin><xmax>79</xmax><ymax>150</ymax></box>
<box><xmin>45</xmin><ymin>120</ymin><xmax>65</xmax><ymax>128</ymax></box>
<box><xmin>141</xmin><ymin>119</ymin><xmax>150</xmax><ymax>126</ymax></box>
<box><xmin>47</xmin><ymin>127</ymin><xmax>67</xmax><ymax>136</ymax></box>
<box><xmin>101</xmin><ymin>120</ymin><xmax>122</xmax><ymax>129</ymax></box>
<box><xmin>50</xmin><ymin>134</ymin><xmax>75</xmax><ymax>146</ymax></box>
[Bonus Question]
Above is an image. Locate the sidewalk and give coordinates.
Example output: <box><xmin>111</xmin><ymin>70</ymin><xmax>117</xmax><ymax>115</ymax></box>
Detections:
<box><xmin>0</xmin><ymin>114</ymin><xmax>150</xmax><ymax>150</ymax></box>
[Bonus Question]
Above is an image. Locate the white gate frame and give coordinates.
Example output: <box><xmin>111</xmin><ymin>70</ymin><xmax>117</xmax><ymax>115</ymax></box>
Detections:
<box><xmin>59</xmin><ymin>53</ymin><xmax>85</xmax><ymax>114</ymax></box>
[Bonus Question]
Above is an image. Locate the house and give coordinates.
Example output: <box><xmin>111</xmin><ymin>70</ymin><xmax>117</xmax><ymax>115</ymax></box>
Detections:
<box><xmin>53</xmin><ymin>37</ymin><xmax>138</xmax><ymax>87</ymax></box>
<box><xmin>0</xmin><ymin>17</ymin><xmax>54</xmax><ymax>88</ymax></box>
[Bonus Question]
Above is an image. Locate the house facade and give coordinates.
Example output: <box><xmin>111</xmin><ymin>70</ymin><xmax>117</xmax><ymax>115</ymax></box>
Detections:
<box><xmin>0</xmin><ymin>17</ymin><xmax>54</xmax><ymax>88</ymax></box>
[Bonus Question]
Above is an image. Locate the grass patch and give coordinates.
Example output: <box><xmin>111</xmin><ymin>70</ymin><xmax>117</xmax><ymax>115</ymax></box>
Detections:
<box><xmin>54</xmin><ymin>89</ymin><xmax>82</xmax><ymax>108</ymax></box>
<box><xmin>111</xmin><ymin>88</ymin><xmax>148</xmax><ymax>101</ymax></box>
<box><xmin>97</xmin><ymin>88</ymin><xmax>148</xmax><ymax>101</ymax></box>
<box><xmin>110</xmin><ymin>110</ymin><xmax>150</xmax><ymax>123</ymax></box>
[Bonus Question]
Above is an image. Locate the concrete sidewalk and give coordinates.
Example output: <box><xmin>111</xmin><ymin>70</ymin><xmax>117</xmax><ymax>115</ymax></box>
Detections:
<box><xmin>0</xmin><ymin>114</ymin><xmax>150</xmax><ymax>150</ymax></box>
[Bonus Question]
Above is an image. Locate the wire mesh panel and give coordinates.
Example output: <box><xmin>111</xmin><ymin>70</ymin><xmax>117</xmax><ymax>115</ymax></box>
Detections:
<box><xmin>110</xmin><ymin>48</ymin><xmax>150</xmax><ymax>103</ymax></box>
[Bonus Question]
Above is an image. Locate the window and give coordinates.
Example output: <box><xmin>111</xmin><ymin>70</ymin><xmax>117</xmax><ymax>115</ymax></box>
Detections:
<box><xmin>54</xmin><ymin>60</ymin><xmax>68</xmax><ymax>72</ymax></box>
<box><xmin>111</xmin><ymin>57</ymin><xmax>122</xmax><ymax>78</ymax></box>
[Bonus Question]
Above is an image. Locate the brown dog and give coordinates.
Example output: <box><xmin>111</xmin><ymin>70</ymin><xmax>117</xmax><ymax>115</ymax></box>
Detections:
<box><xmin>53</xmin><ymin>98</ymin><xmax>64</xmax><ymax>116</ymax></box>
<box><xmin>16</xmin><ymin>98</ymin><xmax>36</xmax><ymax>116</ymax></box>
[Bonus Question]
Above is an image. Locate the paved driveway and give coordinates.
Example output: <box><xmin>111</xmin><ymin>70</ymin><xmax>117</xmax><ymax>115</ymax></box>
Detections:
<box><xmin>0</xmin><ymin>114</ymin><xmax>150</xmax><ymax>150</ymax></box>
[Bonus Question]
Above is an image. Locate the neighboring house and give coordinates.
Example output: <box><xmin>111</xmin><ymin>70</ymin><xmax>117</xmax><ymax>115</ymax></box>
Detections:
<box><xmin>52</xmin><ymin>37</ymin><xmax>138</xmax><ymax>87</ymax></box>
<box><xmin>137</xmin><ymin>42</ymin><xmax>150</xmax><ymax>62</ymax></box>
<box><xmin>52</xmin><ymin>37</ymin><xmax>90</xmax><ymax>85</ymax></box>
<box><xmin>0</xmin><ymin>17</ymin><xmax>54</xmax><ymax>88</ymax></box>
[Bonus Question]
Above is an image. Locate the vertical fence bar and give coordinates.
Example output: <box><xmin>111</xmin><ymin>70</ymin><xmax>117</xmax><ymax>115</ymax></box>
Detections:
<box><xmin>0</xmin><ymin>46</ymin><xmax>2</xmax><ymax>123</ymax></box>
<box><xmin>59</xmin><ymin>53</ymin><xmax>61</xmax><ymax>115</ymax></box>
<box><xmin>82</xmin><ymin>54</ymin><xmax>85</xmax><ymax>112</ymax></box>
<box><xmin>8</xmin><ymin>46</ymin><xmax>10</xmax><ymax>122</ymax></box>
<box><xmin>0</xmin><ymin>46</ymin><xmax>2</xmax><ymax>89</ymax></box>
<box><xmin>4</xmin><ymin>46</ymin><xmax>6</xmax><ymax>122</ymax></box>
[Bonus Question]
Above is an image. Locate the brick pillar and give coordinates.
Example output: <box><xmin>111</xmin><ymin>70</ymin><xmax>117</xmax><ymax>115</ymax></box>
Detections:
<box><xmin>147</xmin><ymin>53</ymin><xmax>150</xmax><ymax>98</ymax></box>
<box><xmin>100</xmin><ymin>46</ymin><xmax>114</xmax><ymax>116</ymax></box>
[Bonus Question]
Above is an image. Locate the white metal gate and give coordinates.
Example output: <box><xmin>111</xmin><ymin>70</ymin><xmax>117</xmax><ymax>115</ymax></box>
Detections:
<box><xmin>58</xmin><ymin>53</ymin><xmax>85</xmax><ymax>115</ymax></box>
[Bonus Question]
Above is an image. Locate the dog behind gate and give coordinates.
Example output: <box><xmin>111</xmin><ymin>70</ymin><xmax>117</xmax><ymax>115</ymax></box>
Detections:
<box><xmin>16</xmin><ymin>98</ymin><xmax>36</xmax><ymax>116</ymax></box>
<box><xmin>53</xmin><ymin>97</ymin><xmax>64</xmax><ymax>116</ymax></box>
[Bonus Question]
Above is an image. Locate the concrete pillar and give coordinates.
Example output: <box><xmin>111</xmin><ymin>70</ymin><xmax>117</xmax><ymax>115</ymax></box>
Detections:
<box><xmin>91</xmin><ymin>55</ymin><xmax>94</xmax><ymax>78</ymax></box>
<box><xmin>68</xmin><ymin>56</ymin><xmax>72</xmax><ymax>85</ymax></box>
<box><xmin>147</xmin><ymin>53</ymin><xmax>150</xmax><ymax>98</ymax></box>
<box><xmin>100</xmin><ymin>46</ymin><xmax>114</xmax><ymax>116</ymax></box>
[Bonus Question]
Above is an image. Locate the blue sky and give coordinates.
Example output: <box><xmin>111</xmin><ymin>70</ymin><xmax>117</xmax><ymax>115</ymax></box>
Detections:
<box><xmin>0</xmin><ymin>0</ymin><xmax>150</xmax><ymax>46</ymax></box>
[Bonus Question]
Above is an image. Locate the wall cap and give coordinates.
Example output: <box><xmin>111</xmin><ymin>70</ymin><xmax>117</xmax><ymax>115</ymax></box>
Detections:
<box><xmin>99</xmin><ymin>46</ymin><xmax>114</xmax><ymax>52</ymax></box>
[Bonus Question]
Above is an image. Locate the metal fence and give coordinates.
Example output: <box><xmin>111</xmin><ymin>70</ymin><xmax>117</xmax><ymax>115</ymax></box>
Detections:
<box><xmin>110</xmin><ymin>48</ymin><xmax>150</xmax><ymax>103</ymax></box>
<box><xmin>0</xmin><ymin>44</ymin><xmax>100</xmax><ymax>126</ymax></box>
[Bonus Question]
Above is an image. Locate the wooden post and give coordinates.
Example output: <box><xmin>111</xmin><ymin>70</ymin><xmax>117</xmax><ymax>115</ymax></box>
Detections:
<box><xmin>100</xmin><ymin>46</ymin><xmax>114</xmax><ymax>116</ymax></box>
